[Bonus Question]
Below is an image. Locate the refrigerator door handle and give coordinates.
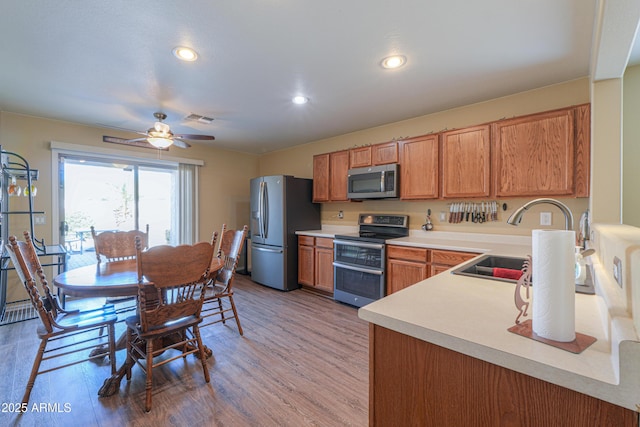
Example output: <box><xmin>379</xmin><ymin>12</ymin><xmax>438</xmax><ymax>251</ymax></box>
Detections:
<box><xmin>257</xmin><ymin>181</ymin><xmax>265</xmax><ymax>238</ymax></box>
<box><xmin>253</xmin><ymin>246</ymin><xmax>283</xmax><ymax>254</ymax></box>
<box><xmin>261</xmin><ymin>180</ymin><xmax>268</xmax><ymax>238</ymax></box>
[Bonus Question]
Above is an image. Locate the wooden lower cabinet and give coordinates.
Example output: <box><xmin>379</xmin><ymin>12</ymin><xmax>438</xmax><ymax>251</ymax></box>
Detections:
<box><xmin>298</xmin><ymin>236</ymin><xmax>334</xmax><ymax>295</ymax></box>
<box><xmin>387</xmin><ymin>246</ymin><xmax>478</xmax><ymax>294</ymax></box>
<box><xmin>298</xmin><ymin>239</ymin><xmax>315</xmax><ymax>286</ymax></box>
<box><xmin>369</xmin><ymin>325</ymin><xmax>636</xmax><ymax>427</ymax></box>
<box><xmin>430</xmin><ymin>249</ymin><xmax>478</xmax><ymax>277</ymax></box>
<box><xmin>314</xmin><ymin>243</ymin><xmax>334</xmax><ymax>293</ymax></box>
<box><xmin>386</xmin><ymin>245</ymin><xmax>429</xmax><ymax>295</ymax></box>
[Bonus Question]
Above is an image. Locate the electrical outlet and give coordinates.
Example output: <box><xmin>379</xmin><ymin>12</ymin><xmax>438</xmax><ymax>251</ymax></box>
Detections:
<box><xmin>540</xmin><ymin>212</ymin><xmax>552</xmax><ymax>226</ymax></box>
<box><xmin>337</xmin><ymin>210</ymin><xmax>344</xmax><ymax>219</ymax></box>
<box><xmin>613</xmin><ymin>256</ymin><xmax>623</xmax><ymax>288</ymax></box>
<box><xmin>34</xmin><ymin>215</ymin><xmax>46</xmax><ymax>225</ymax></box>
<box><xmin>440</xmin><ymin>211</ymin><xmax>446</xmax><ymax>222</ymax></box>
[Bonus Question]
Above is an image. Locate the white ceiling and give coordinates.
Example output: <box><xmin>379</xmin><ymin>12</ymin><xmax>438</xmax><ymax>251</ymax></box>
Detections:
<box><xmin>0</xmin><ymin>1</ymin><xmax>599</xmax><ymax>154</ymax></box>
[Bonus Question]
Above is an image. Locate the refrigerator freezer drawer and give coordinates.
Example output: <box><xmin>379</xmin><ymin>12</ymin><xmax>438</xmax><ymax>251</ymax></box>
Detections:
<box><xmin>251</xmin><ymin>244</ymin><xmax>294</xmax><ymax>291</ymax></box>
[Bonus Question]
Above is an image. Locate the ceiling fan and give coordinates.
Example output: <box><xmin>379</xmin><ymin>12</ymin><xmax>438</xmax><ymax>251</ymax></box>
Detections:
<box><xmin>103</xmin><ymin>112</ymin><xmax>215</xmax><ymax>149</ymax></box>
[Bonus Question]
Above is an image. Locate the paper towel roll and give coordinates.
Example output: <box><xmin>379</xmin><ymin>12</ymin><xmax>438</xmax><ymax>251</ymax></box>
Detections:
<box><xmin>532</xmin><ymin>229</ymin><xmax>576</xmax><ymax>342</ymax></box>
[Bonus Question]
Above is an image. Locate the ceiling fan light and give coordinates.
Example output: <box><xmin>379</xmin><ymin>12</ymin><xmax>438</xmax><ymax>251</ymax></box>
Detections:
<box><xmin>154</xmin><ymin>121</ymin><xmax>171</xmax><ymax>133</ymax></box>
<box><xmin>147</xmin><ymin>137</ymin><xmax>173</xmax><ymax>149</ymax></box>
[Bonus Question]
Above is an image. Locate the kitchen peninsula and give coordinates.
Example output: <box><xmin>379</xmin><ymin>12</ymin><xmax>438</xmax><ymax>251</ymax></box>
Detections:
<box><xmin>358</xmin><ymin>233</ymin><xmax>640</xmax><ymax>426</ymax></box>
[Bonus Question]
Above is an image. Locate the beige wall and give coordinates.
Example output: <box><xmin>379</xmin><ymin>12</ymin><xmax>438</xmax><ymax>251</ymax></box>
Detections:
<box><xmin>0</xmin><ymin>111</ymin><xmax>260</xmax><ymax>244</ymax></box>
<box><xmin>590</xmin><ymin>78</ymin><xmax>623</xmax><ymax>224</ymax></box>
<box><xmin>259</xmin><ymin>78</ymin><xmax>591</xmax><ymax>235</ymax></box>
<box><xmin>623</xmin><ymin>65</ymin><xmax>640</xmax><ymax>227</ymax></box>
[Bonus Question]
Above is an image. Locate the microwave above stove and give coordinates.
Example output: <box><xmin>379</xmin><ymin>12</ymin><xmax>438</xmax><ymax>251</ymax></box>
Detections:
<box><xmin>347</xmin><ymin>163</ymin><xmax>398</xmax><ymax>200</ymax></box>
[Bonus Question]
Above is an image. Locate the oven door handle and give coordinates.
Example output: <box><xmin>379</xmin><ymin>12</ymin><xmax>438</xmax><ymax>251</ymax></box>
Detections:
<box><xmin>333</xmin><ymin>240</ymin><xmax>385</xmax><ymax>250</ymax></box>
<box><xmin>333</xmin><ymin>261</ymin><xmax>384</xmax><ymax>275</ymax></box>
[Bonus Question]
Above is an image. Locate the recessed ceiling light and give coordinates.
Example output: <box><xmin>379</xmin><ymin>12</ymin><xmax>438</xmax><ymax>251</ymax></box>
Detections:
<box><xmin>172</xmin><ymin>46</ymin><xmax>198</xmax><ymax>62</ymax></box>
<box><xmin>292</xmin><ymin>96</ymin><xmax>309</xmax><ymax>105</ymax></box>
<box><xmin>381</xmin><ymin>55</ymin><xmax>407</xmax><ymax>69</ymax></box>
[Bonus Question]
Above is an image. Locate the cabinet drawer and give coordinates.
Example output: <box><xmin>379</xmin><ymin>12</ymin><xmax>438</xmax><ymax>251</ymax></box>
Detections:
<box><xmin>298</xmin><ymin>235</ymin><xmax>315</xmax><ymax>246</ymax></box>
<box><xmin>431</xmin><ymin>250</ymin><xmax>478</xmax><ymax>266</ymax></box>
<box><xmin>315</xmin><ymin>237</ymin><xmax>334</xmax><ymax>249</ymax></box>
<box><xmin>387</xmin><ymin>245</ymin><xmax>429</xmax><ymax>263</ymax></box>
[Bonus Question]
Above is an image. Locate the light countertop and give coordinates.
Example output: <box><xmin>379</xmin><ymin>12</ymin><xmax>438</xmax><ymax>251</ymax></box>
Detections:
<box><xmin>351</xmin><ymin>232</ymin><xmax>640</xmax><ymax>411</ymax></box>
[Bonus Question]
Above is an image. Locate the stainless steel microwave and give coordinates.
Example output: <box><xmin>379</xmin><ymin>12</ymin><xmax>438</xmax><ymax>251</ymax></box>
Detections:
<box><xmin>347</xmin><ymin>164</ymin><xmax>398</xmax><ymax>199</ymax></box>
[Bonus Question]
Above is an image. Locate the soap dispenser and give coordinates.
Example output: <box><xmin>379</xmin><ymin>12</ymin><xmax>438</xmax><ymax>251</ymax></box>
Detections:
<box><xmin>422</xmin><ymin>209</ymin><xmax>433</xmax><ymax>231</ymax></box>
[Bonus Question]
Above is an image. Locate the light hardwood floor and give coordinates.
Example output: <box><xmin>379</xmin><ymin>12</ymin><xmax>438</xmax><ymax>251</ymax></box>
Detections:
<box><xmin>0</xmin><ymin>275</ymin><xmax>369</xmax><ymax>426</ymax></box>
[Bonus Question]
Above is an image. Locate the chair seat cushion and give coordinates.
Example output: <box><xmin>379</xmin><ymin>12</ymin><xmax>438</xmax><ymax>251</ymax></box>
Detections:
<box><xmin>125</xmin><ymin>314</ymin><xmax>202</xmax><ymax>339</ymax></box>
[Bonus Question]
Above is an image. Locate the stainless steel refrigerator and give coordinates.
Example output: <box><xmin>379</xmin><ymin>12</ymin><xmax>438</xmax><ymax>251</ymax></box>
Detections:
<box><xmin>250</xmin><ymin>175</ymin><xmax>321</xmax><ymax>291</ymax></box>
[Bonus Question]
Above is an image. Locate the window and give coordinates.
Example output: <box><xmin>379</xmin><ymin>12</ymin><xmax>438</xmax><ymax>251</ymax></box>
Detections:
<box><xmin>51</xmin><ymin>142</ymin><xmax>201</xmax><ymax>263</ymax></box>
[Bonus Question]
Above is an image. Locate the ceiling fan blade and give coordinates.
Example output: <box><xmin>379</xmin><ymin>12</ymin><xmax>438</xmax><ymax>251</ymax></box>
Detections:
<box><xmin>174</xmin><ymin>133</ymin><xmax>215</xmax><ymax>141</ymax></box>
<box><xmin>103</xmin><ymin>135</ymin><xmax>148</xmax><ymax>144</ymax></box>
<box><xmin>172</xmin><ymin>139</ymin><xmax>191</xmax><ymax>148</ymax></box>
<box><xmin>98</xmin><ymin>123</ymin><xmax>148</xmax><ymax>137</ymax></box>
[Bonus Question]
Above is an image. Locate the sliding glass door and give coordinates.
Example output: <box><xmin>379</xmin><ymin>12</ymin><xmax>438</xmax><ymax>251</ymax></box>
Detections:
<box><xmin>59</xmin><ymin>154</ymin><xmax>178</xmax><ymax>266</ymax></box>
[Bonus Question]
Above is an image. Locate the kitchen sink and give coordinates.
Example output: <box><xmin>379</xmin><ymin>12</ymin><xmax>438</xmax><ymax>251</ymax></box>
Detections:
<box><xmin>451</xmin><ymin>255</ymin><xmax>527</xmax><ymax>283</ymax></box>
<box><xmin>451</xmin><ymin>254</ymin><xmax>595</xmax><ymax>294</ymax></box>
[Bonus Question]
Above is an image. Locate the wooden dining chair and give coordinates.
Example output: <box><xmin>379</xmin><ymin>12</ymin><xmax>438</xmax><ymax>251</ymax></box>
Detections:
<box><xmin>201</xmin><ymin>224</ymin><xmax>248</xmax><ymax>335</ymax></box>
<box><xmin>124</xmin><ymin>233</ymin><xmax>216</xmax><ymax>412</ymax></box>
<box><xmin>91</xmin><ymin>225</ymin><xmax>149</xmax><ymax>263</ymax></box>
<box><xmin>89</xmin><ymin>225</ymin><xmax>149</xmax><ymax>311</ymax></box>
<box><xmin>6</xmin><ymin>232</ymin><xmax>117</xmax><ymax>408</ymax></box>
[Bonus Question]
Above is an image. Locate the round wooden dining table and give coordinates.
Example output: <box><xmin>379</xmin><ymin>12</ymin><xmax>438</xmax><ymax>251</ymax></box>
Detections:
<box><xmin>53</xmin><ymin>258</ymin><xmax>223</xmax><ymax>398</ymax></box>
<box><xmin>54</xmin><ymin>258</ymin><xmax>223</xmax><ymax>297</ymax></box>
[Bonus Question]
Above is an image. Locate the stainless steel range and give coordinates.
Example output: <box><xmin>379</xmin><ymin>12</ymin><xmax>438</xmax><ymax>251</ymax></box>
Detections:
<box><xmin>333</xmin><ymin>213</ymin><xmax>409</xmax><ymax>307</ymax></box>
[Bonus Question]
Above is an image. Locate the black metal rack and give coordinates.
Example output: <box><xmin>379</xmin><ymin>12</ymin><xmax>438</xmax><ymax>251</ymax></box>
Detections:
<box><xmin>1</xmin><ymin>149</ymin><xmax>44</xmax><ymax>250</ymax></box>
<box><xmin>0</xmin><ymin>146</ymin><xmax>67</xmax><ymax>324</ymax></box>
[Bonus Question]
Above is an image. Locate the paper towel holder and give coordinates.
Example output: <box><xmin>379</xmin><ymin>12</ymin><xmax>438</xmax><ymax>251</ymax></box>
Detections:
<box><xmin>508</xmin><ymin>256</ymin><xmax>596</xmax><ymax>354</ymax></box>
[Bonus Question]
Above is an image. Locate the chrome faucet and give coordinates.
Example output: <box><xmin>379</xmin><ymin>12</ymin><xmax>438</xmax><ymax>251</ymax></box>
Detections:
<box><xmin>507</xmin><ymin>198</ymin><xmax>574</xmax><ymax>230</ymax></box>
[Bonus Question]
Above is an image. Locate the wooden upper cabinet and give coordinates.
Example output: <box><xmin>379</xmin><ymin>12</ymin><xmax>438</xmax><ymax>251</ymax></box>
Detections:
<box><xmin>441</xmin><ymin>125</ymin><xmax>491</xmax><ymax>198</ymax></box>
<box><xmin>373</xmin><ymin>142</ymin><xmax>398</xmax><ymax>165</ymax></box>
<box><xmin>492</xmin><ymin>108</ymin><xmax>576</xmax><ymax>197</ymax></box>
<box><xmin>312</xmin><ymin>153</ymin><xmax>330</xmax><ymax>202</ymax></box>
<box><xmin>314</xmin><ymin>104</ymin><xmax>589</xmax><ymax>202</ymax></box>
<box><xmin>399</xmin><ymin>135</ymin><xmax>439</xmax><ymax>200</ymax></box>
<box><xmin>350</xmin><ymin>142</ymin><xmax>399</xmax><ymax>168</ymax></box>
<box><xmin>329</xmin><ymin>150</ymin><xmax>350</xmax><ymax>201</ymax></box>
<box><xmin>350</xmin><ymin>146</ymin><xmax>372</xmax><ymax>168</ymax></box>
<box><xmin>313</xmin><ymin>150</ymin><xmax>349</xmax><ymax>202</ymax></box>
